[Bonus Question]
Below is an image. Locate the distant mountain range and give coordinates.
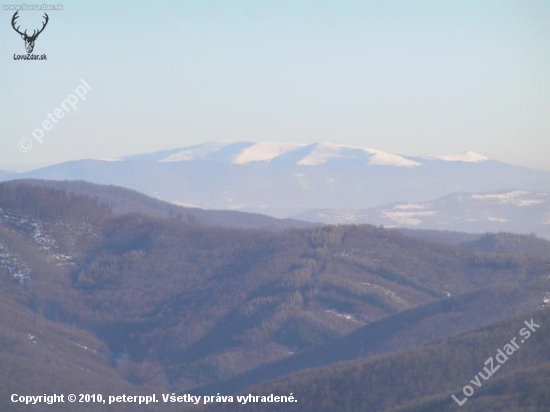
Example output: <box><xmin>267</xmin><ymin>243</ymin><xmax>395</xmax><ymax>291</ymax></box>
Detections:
<box><xmin>295</xmin><ymin>190</ymin><xmax>550</xmax><ymax>239</ymax></box>
<box><xmin>1</xmin><ymin>141</ymin><xmax>549</xmax><ymax>219</ymax></box>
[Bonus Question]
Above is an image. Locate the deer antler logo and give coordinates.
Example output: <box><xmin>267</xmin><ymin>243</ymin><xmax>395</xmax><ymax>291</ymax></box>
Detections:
<box><xmin>11</xmin><ymin>11</ymin><xmax>49</xmax><ymax>54</ymax></box>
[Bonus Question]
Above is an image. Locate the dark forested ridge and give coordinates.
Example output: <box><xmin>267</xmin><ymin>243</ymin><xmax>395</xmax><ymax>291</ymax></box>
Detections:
<box><xmin>0</xmin><ymin>181</ymin><xmax>549</xmax><ymax>411</ymax></box>
<box><xmin>398</xmin><ymin>228</ymin><xmax>484</xmax><ymax>246</ymax></box>
<box><xmin>461</xmin><ymin>231</ymin><xmax>550</xmax><ymax>257</ymax></box>
<box><xmin>203</xmin><ymin>308</ymin><xmax>550</xmax><ymax>412</ymax></box>
<box><xmin>191</xmin><ymin>278</ymin><xmax>550</xmax><ymax>397</ymax></box>
<box><xmin>390</xmin><ymin>362</ymin><xmax>550</xmax><ymax>412</ymax></box>
<box><xmin>0</xmin><ymin>297</ymin><xmax>181</xmax><ymax>412</ymax></box>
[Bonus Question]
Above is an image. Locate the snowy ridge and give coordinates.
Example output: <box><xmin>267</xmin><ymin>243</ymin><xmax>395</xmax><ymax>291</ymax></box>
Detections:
<box><xmin>293</xmin><ymin>189</ymin><xmax>550</xmax><ymax>239</ymax></box>
<box><xmin>124</xmin><ymin>141</ymin><xmax>481</xmax><ymax>168</ymax></box>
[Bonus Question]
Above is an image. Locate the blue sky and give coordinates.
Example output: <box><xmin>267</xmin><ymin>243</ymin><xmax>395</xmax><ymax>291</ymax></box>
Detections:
<box><xmin>1</xmin><ymin>0</ymin><xmax>549</xmax><ymax>171</ymax></box>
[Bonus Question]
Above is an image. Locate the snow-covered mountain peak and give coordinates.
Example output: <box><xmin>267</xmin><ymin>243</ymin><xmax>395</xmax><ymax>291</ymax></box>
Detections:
<box><xmin>123</xmin><ymin>141</ymin><xmax>491</xmax><ymax>168</ymax></box>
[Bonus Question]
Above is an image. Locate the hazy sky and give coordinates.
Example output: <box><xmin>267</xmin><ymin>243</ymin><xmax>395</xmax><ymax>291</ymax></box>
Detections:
<box><xmin>1</xmin><ymin>0</ymin><xmax>549</xmax><ymax>171</ymax></box>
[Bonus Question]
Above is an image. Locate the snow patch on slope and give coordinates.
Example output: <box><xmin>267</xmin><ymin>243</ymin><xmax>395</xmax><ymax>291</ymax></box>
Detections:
<box><xmin>393</xmin><ymin>204</ymin><xmax>427</xmax><ymax>210</ymax></box>
<box><xmin>367</xmin><ymin>151</ymin><xmax>421</xmax><ymax>167</ymax></box>
<box><xmin>233</xmin><ymin>142</ymin><xmax>306</xmax><ymax>164</ymax></box>
<box><xmin>159</xmin><ymin>141</ymin><xmax>235</xmax><ymax>162</ymax></box>
<box><xmin>486</xmin><ymin>216</ymin><xmax>507</xmax><ymax>222</ymax></box>
<box><xmin>434</xmin><ymin>151</ymin><xmax>488</xmax><ymax>163</ymax></box>
<box><xmin>381</xmin><ymin>210</ymin><xmax>436</xmax><ymax>226</ymax></box>
<box><xmin>297</xmin><ymin>143</ymin><xmax>353</xmax><ymax>166</ymax></box>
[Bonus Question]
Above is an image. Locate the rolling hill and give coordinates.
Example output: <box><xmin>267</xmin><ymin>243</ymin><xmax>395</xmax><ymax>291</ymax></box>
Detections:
<box><xmin>0</xmin><ymin>180</ymin><xmax>549</xmax><ymax>411</ymax></box>
<box><xmin>203</xmin><ymin>307</ymin><xmax>550</xmax><ymax>412</ymax></box>
<box><xmin>0</xmin><ymin>179</ymin><xmax>314</xmax><ymax>231</ymax></box>
<box><xmin>192</xmin><ymin>278</ymin><xmax>550</xmax><ymax>397</ymax></box>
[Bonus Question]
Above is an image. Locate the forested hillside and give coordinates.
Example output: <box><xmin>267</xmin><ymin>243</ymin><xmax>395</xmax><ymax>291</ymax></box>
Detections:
<box><xmin>192</xmin><ymin>278</ymin><xmax>550</xmax><ymax>397</ymax></box>
<box><xmin>0</xmin><ymin>181</ymin><xmax>549</xmax><ymax>411</ymax></box>
<box><xmin>0</xmin><ymin>298</ymin><xmax>178</xmax><ymax>412</ymax></box>
<box><xmin>203</xmin><ymin>307</ymin><xmax>550</xmax><ymax>412</ymax></box>
<box><xmin>2</xmin><ymin>179</ymin><xmax>314</xmax><ymax>230</ymax></box>
<box><xmin>390</xmin><ymin>363</ymin><xmax>550</xmax><ymax>412</ymax></box>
